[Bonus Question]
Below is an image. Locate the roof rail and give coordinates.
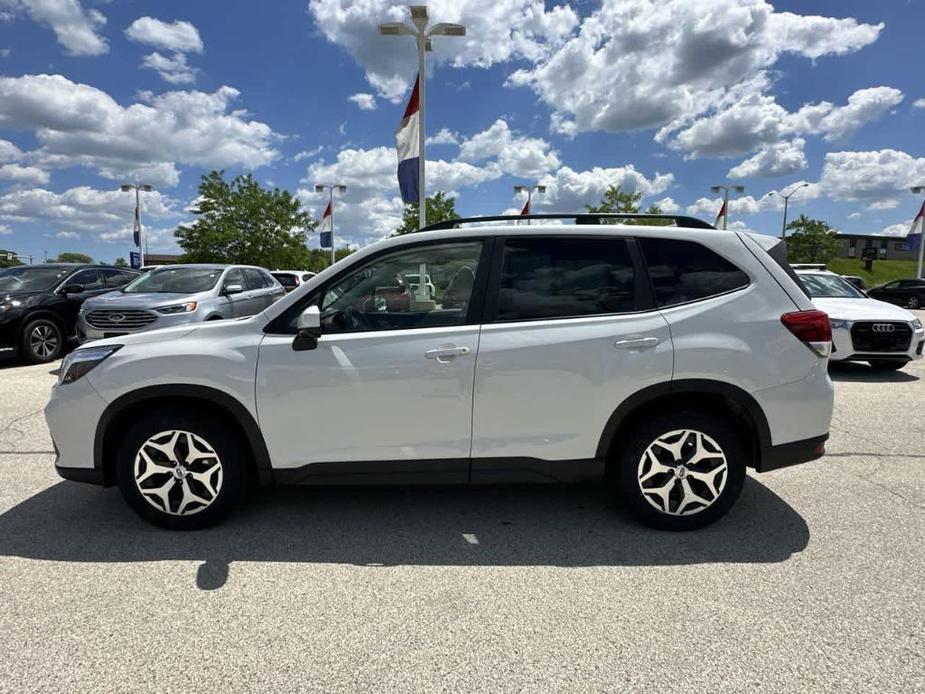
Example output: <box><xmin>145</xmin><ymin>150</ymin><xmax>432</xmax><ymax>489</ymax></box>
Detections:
<box><xmin>417</xmin><ymin>213</ymin><xmax>716</xmax><ymax>232</ymax></box>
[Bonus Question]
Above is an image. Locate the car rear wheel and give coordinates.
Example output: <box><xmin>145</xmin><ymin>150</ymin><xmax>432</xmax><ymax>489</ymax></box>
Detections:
<box><xmin>20</xmin><ymin>318</ymin><xmax>63</xmax><ymax>364</ymax></box>
<box><xmin>116</xmin><ymin>411</ymin><xmax>247</xmax><ymax>530</ymax></box>
<box><xmin>868</xmin><ymin>360</ymin><xmax>906</xmax><ymax>371</ymax></box>
<box><xmin>907</xmin><ymin>296</ymin><xmax>920</xmax><ymax>309</ymax></box>
<box><xmin>613</xmin><ymin>411</ymin><xmax>746</xmax><ymax>531</ymax></box>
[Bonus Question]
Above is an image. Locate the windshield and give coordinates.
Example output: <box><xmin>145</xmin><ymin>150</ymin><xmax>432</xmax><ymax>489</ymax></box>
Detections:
<box><xmin>0</xmin><ymin>266</ymin><xmax>73</xmax><ymax>292</ymax></box>
<box><xmin>800</xmin><ymin>273</ymin><xmax>864</xmax><ymax>299</ymax></box>
<box><xmin>122</xmin><ymin>267</ymin><xmax>223</xmax><ymax>294</ymax></box>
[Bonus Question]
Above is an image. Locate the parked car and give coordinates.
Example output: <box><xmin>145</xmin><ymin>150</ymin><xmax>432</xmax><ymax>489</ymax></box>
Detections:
<box><xmin>77</xmin><ymin>264</ymin><xmax>285</xmax><ymax>343</ymax></box>
<box><xmin>867</xmin><ymin>278</ymin><xmax>925</xmax><ymax>309</ymax></box>
<box><xmin>46</xmin><ymin>215</ymin><xmax>834</xmax><ymax>531</ymax></box>
<box><xmin>271</xmin><ymin>270</ymin><xmax>316</xmax><ymax>293</ymax></box>
<box><xmin>0</xmin><ymin>263</ymin><xmax>140</xmax><ymax>363</ymax></box>
<box><xmin>797</xmin><ymin>269</ymin><xmax>924</xmax><ymax>370</ymax></box>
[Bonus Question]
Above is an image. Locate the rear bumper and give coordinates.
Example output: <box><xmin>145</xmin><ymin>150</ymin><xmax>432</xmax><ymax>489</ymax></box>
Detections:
<box><xmin>757</xmin><ymin>434</ymin><xmax>828</xmax><ymax>473</ymax></box>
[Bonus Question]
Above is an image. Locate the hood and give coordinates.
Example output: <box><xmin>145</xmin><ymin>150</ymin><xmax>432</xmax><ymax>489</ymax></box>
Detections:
<box><xmin>812</xmin><ymin>297</ymin><xmax>917</xmax><ymax>322</ymax></box>
<box><xmin>83</xmin><ymin>291</ymin><xmax>200</xmax><ymax>310</ymax></box>
<box><xmin>1</xmin><ymin>290</ymin><xmax>44</xmax><ymax>302</ymax></box>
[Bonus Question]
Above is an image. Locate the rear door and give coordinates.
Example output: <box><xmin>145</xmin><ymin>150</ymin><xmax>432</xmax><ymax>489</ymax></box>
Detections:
<box><xmin>470</xmin><ymin>236</ymin><xmax>672</xmax><ymax>479</ymax></box>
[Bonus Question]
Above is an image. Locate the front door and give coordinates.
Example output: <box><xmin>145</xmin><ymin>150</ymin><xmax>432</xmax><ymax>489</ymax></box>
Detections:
<box><xmin>256</xmin><ymin>239</ymin><xmax>488</xmax><ymax>481</ymax></box>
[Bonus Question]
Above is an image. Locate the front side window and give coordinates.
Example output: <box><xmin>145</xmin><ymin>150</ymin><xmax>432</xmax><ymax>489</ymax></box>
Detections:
<box><xmin>315</xmin><ymin>241</ymin><xmax>483</xmax><ymax>334</ymax></box>
<box><xmin>243</xmin><ymin>268</ymin><xmax>266</xmax><ymax>290</ymax></box>
<box><xmin>640</xmin><ymin>238</ymin><xmax>749</xmax><ymax>307</ymax></box>
<box><xmin>223</xmin><ymin>268</ymin><xmax>245</xmax><ymax>292</ymax></box>
<box><xmin>101</xmin><ymin>268</ymin><xmax>136</xmax><ymax>288</ymax></box>
<box><xmin>67</xmin><ymin>269</ymin><xmax>103</xmax><ymax>291</ymax></box>
<box><xmin>495</xmin><ymin>237</ymin><xmax>636</xmax><ymax>321</ymax></box>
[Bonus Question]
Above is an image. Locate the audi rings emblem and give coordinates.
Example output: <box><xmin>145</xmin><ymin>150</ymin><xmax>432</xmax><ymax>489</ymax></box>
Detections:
<box><xmin>872</xmin><ymin>323</ymin><xmax>895</xmax><ymax>333</ymax></box>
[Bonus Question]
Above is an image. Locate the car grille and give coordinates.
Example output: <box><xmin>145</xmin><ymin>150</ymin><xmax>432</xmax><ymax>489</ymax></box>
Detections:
<box><xmin>850</xmin><ymin>322</ymin><xmax>913</xmax><ymax>353</ymax></box>
<box><xmin>85</xmin><ymin>309</ymin><xmax>158</xmax><ymax>331</ymax></box>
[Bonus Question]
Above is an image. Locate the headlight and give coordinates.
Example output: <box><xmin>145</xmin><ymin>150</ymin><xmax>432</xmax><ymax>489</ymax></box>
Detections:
<box><xmin>58</xmin><ymin>345</ymin><xmax>121</xmax><ymax>385</ymax></box>
<box><xmin>155</xmin><ymin>301</ymin><xmax>198</xmax><ymax>315</ymax></box>
<box><xmin>0</xmin><ymin>299</ymin><xmax>22</xmax><ymax>313</ymax></box>
<box><xmin>829</xmin><ymin>319</ymin><xmax>849</xmax><ymax>330</ymax></box>
<box><xmin>913</xmin><ymin>318</ymin><xmax>923</xmax><ymax>331</ymax></box>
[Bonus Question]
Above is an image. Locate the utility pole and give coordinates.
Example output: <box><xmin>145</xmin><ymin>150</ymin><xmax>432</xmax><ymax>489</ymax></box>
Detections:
<box><xmin>912</xmin><ymin>186</ymin><xmax>925</xmax><ymax>279</ymax></box>
<box><xmin>767</xmin><ymin>182</ymin><xmax>810</xmax><ymax>239</ymax></box>
<box><xmin>120</xmin><ymin>184</ymin><xmax>154</xmax><ymax>267</ymax></box>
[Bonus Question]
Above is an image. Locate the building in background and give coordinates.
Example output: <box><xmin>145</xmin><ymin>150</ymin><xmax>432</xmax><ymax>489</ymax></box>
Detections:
<box><xmin>142</xmin><ymin>253</ymin><xmax>182</xmax><ymax>266</ymax></box>
<box><xmin>833</xmin><ymin>234</ymin><xmax>918</xmax><ymax>262</ymax></box>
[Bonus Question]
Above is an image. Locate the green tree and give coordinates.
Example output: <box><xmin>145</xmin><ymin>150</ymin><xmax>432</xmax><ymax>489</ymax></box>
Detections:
<box><xmin>303</xmin><ymin>247</ymin><xmax>354</xmax><ymax>273</ymax></box>
<box><xmin>786</xmin><ymin>215</ymin><xmax>838</xmax><ymax>264</ymax></box>
<box><xmin>55</xmin><ymin>252</ymin><xmax>93</xmax><ymax>263</ymax></box>
<box><xmin>113</xmin><ymin>257</ymin><xmax>128</xmax><ymax>267</ymax></box>
<box><xmin>175</xmin><ymin>171</ymin><xmax>315</xmax><ymax>268</ymax></box>
<box><xmin>0</xmin><ymin>249</ymin><xmax>23</xmax><ymax>268</ymax></box>
<box><xmin>585</xmin><ymin>186</ymin><xmax>668</xmax><ymax>224</ymax></box>
<box><xmin>394</xmin><ymin>191</ymin><xmax>459</xmax><ymax>236</ymax></box>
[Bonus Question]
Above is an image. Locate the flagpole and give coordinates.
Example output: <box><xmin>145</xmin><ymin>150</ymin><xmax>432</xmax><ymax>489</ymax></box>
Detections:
<box><xmin>329</xmin><ymin>187</ymin><xmax>335</xmax><ymax>266</ymax></box>
<box><xmin>135</xmin><ymin>186</ymin><xmax>145</xmax><ymax>267</ymax></box>
<box><xmin>417</xmin><ymin>42</ymin><xmax>426</xmax><ymax>230</ymax></box>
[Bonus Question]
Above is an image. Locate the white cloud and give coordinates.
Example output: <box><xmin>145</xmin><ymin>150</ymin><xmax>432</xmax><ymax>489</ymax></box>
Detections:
<box><xmin>0</xmin><ymin>75</ymin><xmax>278</xmax><ymax>187</ymax></box>
<box><xmin>0</xmin><ymin>163</ymin><xmax>49</xmax><ymax>184</ymax></box>
<box><xmin>1</xmin><ymin>0</ymin><xmax>108</xmax><ymax>56</ymax></box>
<box><xmin>848</xmin><ymin>212</ymin><xmax>862</xmax><ymax>220</ymax></box>
<box><xmin>509</xmin><ymin>0</ymin><xmax>882</xmax><ymax>136</ymax></box>
<box><xmin>535</xmin><ymin>165</ymin><xmax>673</xmax><ymax>211</ymax></box>
<box><xmin>125</xmin><ymin>17</ymin><xmax>203</xmax><ymax>53</ymax></box>
<box><xmin>914</xmin><ymin>98</ymin><xmax>925</xmax><ymax>109</ymax></box>
<box><xmin>140</xmin><ymin>51</ymin><xmax>198</xmax><ymax>85</ymax></box>
<box><xmin>819</xmin><ymin>149</ymin><xmax>925</xmax><ymax>207</ymax></box>
<box><xmin>653</xmin><ymin>196</ymin><xmax>680</xmax><ymax>213</ymax></box>
<box><xmin>0</xmin><ymin>48</ymin><xmax>10</xmax><ymax>58</ymax></box>
<box><xmin>309</xmin><ymin>0</ymin><xmax>579</xmax><ymax>101</ymax></box>
<box><xmin>0</xmin><ymin>139</ymin><xmax>23</xmax><ymax>162</ymax></box>
<box><xmin>0</xmin><ymin>224</ymin><xmax>11</xmax><ymax>235</ymax></box>
<box><xmin>728</xmin><ymin>139</ymin><xmax>807</xmax><ymax>179</ymax></box>
<box><xmin>458</xmin><ymin>119</ymin><xmax>559</xmax><ymax>179</ymax></box>
<box><xmin>348</xmin><ymin>93</ymin><xmax>376</xmax><ymax>111</ymax></box>
<box><xmin>426</xmin><ymin>128</ymin><xmax>459</xmax><ymax>146</ymax></box>
<box><xmin>873</xmin><ymin>220</ymin><xmax>913</xmax><ymax>237</ymax></box>
<box><xmin>0</xmin><ymin>186</ymin><xmax>176</xmax><ymax>236</ymax></box>
<box><xmin>293</xmin><ymin>146</ymin><xmax>324</xmax><ymax>162</ymax></box>
<box><xmin>56</xmin><ymin>230</ymin><xmax>79</xmax><ymax>239</ymax></box>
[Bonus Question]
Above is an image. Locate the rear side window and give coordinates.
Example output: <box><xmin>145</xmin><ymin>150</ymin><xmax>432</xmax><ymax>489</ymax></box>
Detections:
<box><xmin>496</xmin><ymin>237</ymin><xmax>636</xmax><ymax>321</ymax></box>
<box><xmin>640</xmin><ymin>238</ymin><xmax>749</xmax><ymax>307</ymax></box>
<box><xmin>273</xmin><ymin>272</ymin><xmax>297</xmax><ymax>288</ymax></box>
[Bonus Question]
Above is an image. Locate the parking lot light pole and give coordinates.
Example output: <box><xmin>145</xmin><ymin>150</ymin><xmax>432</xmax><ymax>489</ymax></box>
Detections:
<box><xmin>767</xmin><ymin>182</ymin><xmax>810</xmax><ymax>239</ymax></box>
<box><xmin>514</xmin><ymin>184</ymin><xmax>546</xmax><ymax>225</ymax></box>
<box><xmin>315</xmin><ymin>184</ymin><xmax>347</xmax><ymax>266</ymax></box>
<box><xmin>912</xmin><ymin>186</ymin><xmax>925</xmax><ymax>279</ymax></box>
<box><xmin>379</xmin><ymin>6</ymin><xmax>466</xmax><ymax>230</ymax></box>
<box><xmin>120</xmin><ymin>184</ymin><xmax>154</xmax><ymax>267</ymax></box>
<box><xmin>710</xmin><ymin>185</ymin><xmax>744</xmax><ymax>230</ymax></box>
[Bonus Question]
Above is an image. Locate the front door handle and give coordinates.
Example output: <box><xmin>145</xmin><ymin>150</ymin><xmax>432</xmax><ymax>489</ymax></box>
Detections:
<box><xmin>614</xmin><ymin>337</ymin><xmax>660</xmax><ymax>350</ymax></box>
<box><xmin>425</xmin><ymin>346</ymin><xmax>471</xmax><ymax>362</ymax></box>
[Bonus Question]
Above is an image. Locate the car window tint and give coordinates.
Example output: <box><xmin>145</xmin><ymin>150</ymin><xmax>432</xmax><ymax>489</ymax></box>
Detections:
<box><xmin>223</xmin><ymin>268</ymin><xmax>244</xmax><ymax>290</ymax></box>
<box><xmin>639</xmin><ymin>238</ymin><xmax>749</xmax><ymax>307</ymax></box>
<box><xmin>100</xmin><ymin>268</ymin><xmax>136</xmax><ymax>288</ymax></box>
<box><xmin>243</xmin><ymin>268</ymin><xmax>264</xmax><ymax>290</ymax></box>
<box><xmin>314</xmin><ymin>241</ymin><xmax>483</xmax><ymax>334</ymax></box>
<box><xmin>496</xmin><ymin>238</ymin><xmax>636</xmax><ymax>321</ymax></box>
<box><xmin>68</xmin><ymin>269</ymin><xmax>103</xmax><ymax>291</ymax></box>
<box><xmin>272</xmin><ymin>273</ymin><xmax>297</xmax><ymax>288</ymax></box>
<box><xmin>260</xmin><ymin>270</ymin><xmax>277</xmax><ymax>288</ymax></box>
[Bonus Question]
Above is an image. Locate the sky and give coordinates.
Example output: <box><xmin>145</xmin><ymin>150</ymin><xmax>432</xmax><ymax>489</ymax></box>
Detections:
<box><xmin>0</xmin><ymin>0</ymin><xmax>923</xmax><ymax>263</ymax></box>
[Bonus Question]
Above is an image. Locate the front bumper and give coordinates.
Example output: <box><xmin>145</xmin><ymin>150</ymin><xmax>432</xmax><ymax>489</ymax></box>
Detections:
<box><xmin>45</xmin><ymin>374</ymin><xmax>110</xmax><ymax>484</ymax></box>
<box><xmin>829</xmin><ymin>322</ymin><xmax>924</xmax><ymax>363</ymax></box>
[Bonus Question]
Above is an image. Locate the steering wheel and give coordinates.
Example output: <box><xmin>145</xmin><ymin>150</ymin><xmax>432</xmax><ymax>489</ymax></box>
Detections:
<box><xmin>342</xmin><ymin>306</ymin><xmax>370</xmax><ymax>331</ymax></box>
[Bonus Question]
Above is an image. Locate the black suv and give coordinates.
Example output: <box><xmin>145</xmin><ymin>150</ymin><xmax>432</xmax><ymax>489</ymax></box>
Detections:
<box><xmin>0</xmin><ymin>264</ymin><xmax>141</xmax><ymax>363</ymax></box>
<box><xmin>867</xmin><ymin>278</ymin><xmax>925</xmax><ymax>309</ymax></box>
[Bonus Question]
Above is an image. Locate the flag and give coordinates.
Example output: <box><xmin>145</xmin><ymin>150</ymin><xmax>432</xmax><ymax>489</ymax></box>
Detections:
<box><xmin>319</xmin><ymin>201</ymin><xmax>332</xmax><ymax>249</ymax></box>
<box><xmin>903</xmin><ymin>201</ymin><xmax>924</xmax><ymax>251</ymax></box>
<box><xmin>132</xmin><ymin>203</ymin><xmax>141</xmax><ymax>247</ymax></box>
<box><xmin>520</xmin><ymin>199</ymin><xmax>530</xmax><ymax>216</ymax></box>
<box><xmin>395</xmin><ymin>75</ymin><xmax>421</xmax><ymax>204</ymax></box>
<box><xmin>714</xmin><ymin>199</ymin><xmax>727</xmax><ymax>229</ymax></box>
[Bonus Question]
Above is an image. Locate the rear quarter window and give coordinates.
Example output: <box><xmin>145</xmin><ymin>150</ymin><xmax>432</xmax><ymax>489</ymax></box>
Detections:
<box><xmin>639</xmin><ymin>238</ymin><xmax>749</xmax><ymax>307</ymax></box>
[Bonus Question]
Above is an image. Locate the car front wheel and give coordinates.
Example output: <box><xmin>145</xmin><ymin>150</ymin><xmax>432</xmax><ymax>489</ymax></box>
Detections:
<box><xmin>20</xmin><ymin>318</ymin><xmax>63</xmax><ymax>364</ymax></box>
<box><xmin>613</xmin><ymin>411</ymin><xmax>746</xmax><ymax>531</ymax></box>
<box><xmin>116</xmin><ymin>412</ymin><xmax>247</xmax><ymax>530</ymax></box>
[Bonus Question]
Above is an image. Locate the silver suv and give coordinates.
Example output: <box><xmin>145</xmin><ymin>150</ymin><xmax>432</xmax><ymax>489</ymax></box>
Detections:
<box><xmin>77</xmin><ymin>264</ymin><xmax>285</xmax><ymax>342</ymax></box>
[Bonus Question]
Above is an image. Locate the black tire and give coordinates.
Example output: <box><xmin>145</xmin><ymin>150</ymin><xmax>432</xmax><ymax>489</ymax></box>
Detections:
<box><xmin>612</xmin><ymin>411</ymin><xmax>747</xmax><ymax>531</ymax></box>
<box><xmin>116</xmin><ymin>410</ymin><xmax>248</xmax><ymax>530</ymax></box>
<box><xmin>20</xmin><ymin>317</ymin><xmax>63</xmax><ymax>364</ymax></box>
<box><xmin>868</xmin><ymin>360</ymin><xmax>906</xmax><ymax>371</ymax></box>
<box><xmin>907</xmin><ymin>296</ymin><xmax>920</xmax><ymax>310</ymax></box>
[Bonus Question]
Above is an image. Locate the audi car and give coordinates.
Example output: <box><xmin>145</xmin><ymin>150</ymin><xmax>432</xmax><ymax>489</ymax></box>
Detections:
<box><xmin>797</xmin><ymin>269</ymin><xmax>924</xmax><ymax>370</ymax></box>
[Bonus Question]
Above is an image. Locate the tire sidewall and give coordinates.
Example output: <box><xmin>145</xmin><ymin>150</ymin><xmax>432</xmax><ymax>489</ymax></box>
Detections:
<box><xmin>20</xmin><ymin>317</ymin><xmax>63</xmax><ymax>364</ymax></box>
<box><xmin>614</xmin><ymin>411</ymin><xmax>747</xmax><ymax>531</ymax></box>
<box><xmin>116</xmin><ymin>411</ymin><xmax>245</xmax><ymax>530</ymax></box>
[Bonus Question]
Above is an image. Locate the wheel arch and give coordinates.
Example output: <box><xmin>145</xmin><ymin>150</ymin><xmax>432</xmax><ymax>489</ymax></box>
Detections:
<box><xmin>596</xmin><ymin>379</ymin><xmax>772</xmax><ymax>473</ymax></box>
<box><xmin>19</xmin><ymin>309</ymin><xmax>67</xmax><ymax>336</ymax></box>
<box><xmin>94</xmin><ymin>384</ymin><xmax>273</xmax><ymax>487</ymax></box>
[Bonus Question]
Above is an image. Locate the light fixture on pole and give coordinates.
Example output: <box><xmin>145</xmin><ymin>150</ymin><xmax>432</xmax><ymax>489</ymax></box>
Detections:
<box><xmin>710</xmin><ymin>185</ymin><xmax>744</xmax><ymax>230</ymax></box>
<box><xmin>767</xmin><ymin>182</ymin><xmax>810</xmax><ymax>239</ymax></box>
<box><xmin>379</xmin><ymin>6</ymin><xmax>466</xmax><ymax>230</ymax></box>
<box><xmin>911</xmin><ymin>186</ymin><xmax>925</xmax><ymax>279</ymax></box>
<box><xmin>513</xmin><ymin>184</ymin><xmax>546</xmax><ymax>225</ymax></box>
<box><xmin>315</xmin><ymin>184</ymin><xmax>347</xmax><ymax>266</ymax></box>
<box><xmin>120</xmin><ymin>184</ymin><xmax>154</xmax><ymax>267</ymax></box>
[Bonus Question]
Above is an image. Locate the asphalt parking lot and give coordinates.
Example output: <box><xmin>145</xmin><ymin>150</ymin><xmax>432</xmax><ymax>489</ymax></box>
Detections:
<box><xmin>0</xmin><ymin>327</ymin><xmax>923</xmax><ymax>693</ymax></box>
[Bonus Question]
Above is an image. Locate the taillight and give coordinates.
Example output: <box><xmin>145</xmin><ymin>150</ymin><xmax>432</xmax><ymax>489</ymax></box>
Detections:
<box><xmin>781</xmin><ymin>310</ymin><xmax>832</xmax><ymax>356</ymax></box>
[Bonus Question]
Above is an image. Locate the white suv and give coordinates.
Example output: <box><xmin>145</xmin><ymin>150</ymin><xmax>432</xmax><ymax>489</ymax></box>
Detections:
<box><xmin>45</xmin><ymin>215</ymin><xmax>835</xmax><ymax>531</ymax></box>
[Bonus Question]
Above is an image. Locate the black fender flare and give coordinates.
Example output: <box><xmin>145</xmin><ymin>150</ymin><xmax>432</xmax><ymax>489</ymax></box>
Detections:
<box><xmin>595</xmin><ymin>379</ymin><xmax>772</xmax><ymax>463</ymax></box>
<box><xmin>94</xmin><ymin>384</ymin><xmax>273</xmax><ymax>485</ymax></box>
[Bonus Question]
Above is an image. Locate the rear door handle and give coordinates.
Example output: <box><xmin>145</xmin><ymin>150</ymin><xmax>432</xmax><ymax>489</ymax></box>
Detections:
<box><xmin>614</xmin><ymin>337</ymin><xmax>660</xmax><ymax>350</ymax></box>
<box><xmin>425</xmin><ymin>346</ymin><xmax>471</xmax><ymax>362</ymax></box>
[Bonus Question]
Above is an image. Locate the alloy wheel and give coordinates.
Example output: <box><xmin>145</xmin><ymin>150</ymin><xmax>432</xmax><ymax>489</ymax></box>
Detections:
<box><xmin>637</xmin><ymin>429</ymin><xmax>728</xmax><ymax>516</ymax></box>
<box><xmin>908</xmin><ymin>296</ymin><xmax>920</xmax><ymax>309</ymax></box>
<box><xmin>29</xmin><ymin>324</ymin><xmax>58</xmax><ymax>359</ymax></box>
<box><xmin>133</xmin><ymin>430</ymin><xmax>223</xmax><ymax>516</ymax></box>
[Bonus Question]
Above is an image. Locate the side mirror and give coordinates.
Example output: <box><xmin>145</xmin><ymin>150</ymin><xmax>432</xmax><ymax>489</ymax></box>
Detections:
<box><xmin>293</xmin><ymin>305</ymin><xmax>322</xmax><ymax>351</ymax></box>
<box><xmin>61</xmin><ymin>283</ymin><xmax>84</xmax><ymax>295</ymax></box>
<box><xmin>223</xmin><ymin>283</ymin><xmax>243</xmax><ymax>296</ymax></box>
